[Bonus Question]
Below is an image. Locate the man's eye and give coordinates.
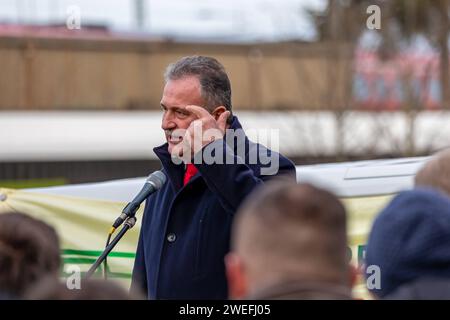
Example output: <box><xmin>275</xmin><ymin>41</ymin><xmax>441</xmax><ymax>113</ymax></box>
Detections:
<box><xmin>175</xmin><ymin>110</ymin><xmax>188</xmax><ymax>117</ymax></box>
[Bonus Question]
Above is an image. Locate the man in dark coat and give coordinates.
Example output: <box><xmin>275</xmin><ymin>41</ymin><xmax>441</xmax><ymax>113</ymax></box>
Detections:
<box><xmin>131</xmin><ymin>56</ymin><xmax>296</xmax><ymax>299</ymax></box>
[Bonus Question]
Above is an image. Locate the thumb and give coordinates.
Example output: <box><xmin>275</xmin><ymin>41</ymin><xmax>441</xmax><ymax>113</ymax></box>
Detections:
<box><xmin>217</xmin><ymin>110</ymin><xmax>230</xmax><ymax>132</ymax></box>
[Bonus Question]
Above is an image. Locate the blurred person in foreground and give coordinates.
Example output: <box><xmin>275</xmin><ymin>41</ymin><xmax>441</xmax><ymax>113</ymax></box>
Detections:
<box><xmin>0</xmin><ymin>212</ymin><xmax>60</xmax><ymax>299</ymax></box>
<box><xmin>415</xmin><ymin>148</ymin><xmax>450</xmax><ymax>196</ymax></box>
<box><xmin>131</xmin><ymin>55</ymin><xmax>296</xmax><ymax>299</ymax></box>
<box><xmin>365</xmin><ymin>188</ymin><xmax>450</xmax><ymax>299</ymax></box>
<box><xmin>26</xmin><ymin>277</ymin><xmax>141</xmax><ymax>300</ymax></box>
<box><xmin>225</xmin><ymin>182</ymin><xmax>354</xmax><ymax>299</ymax></box>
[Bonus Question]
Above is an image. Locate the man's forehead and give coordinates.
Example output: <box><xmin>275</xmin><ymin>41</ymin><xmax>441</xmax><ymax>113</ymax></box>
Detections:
<box><xmin>161</xmin><ymin>76</ymin><xmax>204</xmax><ymax>107</ymax></box>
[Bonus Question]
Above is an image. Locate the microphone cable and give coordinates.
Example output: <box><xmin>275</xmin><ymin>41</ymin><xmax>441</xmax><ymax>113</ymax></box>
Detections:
<box><xmin>103</xmin><ymin>232</ymin><xmax>113</xmax><ymax>280</ymax></box>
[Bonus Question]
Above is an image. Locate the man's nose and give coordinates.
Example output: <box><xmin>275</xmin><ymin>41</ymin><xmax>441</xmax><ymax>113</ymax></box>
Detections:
<box><xmin>161</xmin><ymin>111</ymin><xmax>176</xmax><ymax>130</ymax></box>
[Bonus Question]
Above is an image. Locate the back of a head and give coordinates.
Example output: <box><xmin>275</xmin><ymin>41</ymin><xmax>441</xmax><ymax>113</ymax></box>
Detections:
<box><xmin>26</xmin><ymin>277</ymin><xmax>139</xmax><ymax>300</ymax></box>
<box><xmin>365</xmin><ymin>188</ymin><xmax>450</xmax><ymax>299</ymax></box>
<box><xmin>0</xmin><ymin>212</ymin><xmax>60</xmax><ymax>298</ymax></box>
<box><xmin>415</xmin><ymin>149</ymin><xmax>450</xmax><ymax>196</ymax></box>
<box><xmin>232</xmin><ymin>182</ymin><xmax>349</xmax><ymax>294</ymax></box>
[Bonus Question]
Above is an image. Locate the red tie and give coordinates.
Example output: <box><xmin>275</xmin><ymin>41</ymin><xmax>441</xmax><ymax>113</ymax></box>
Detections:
<box><xmin>183</xmin><ymin>164</ymin><xmax>199</xmax><ymax>186</ymax></box>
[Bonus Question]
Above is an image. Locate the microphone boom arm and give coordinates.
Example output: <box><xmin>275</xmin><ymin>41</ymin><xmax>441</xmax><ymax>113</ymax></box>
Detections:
<box><xmin>85</xmin><ymin>217</ymin><xmax>137</xmax><ymax>279</ymax></box>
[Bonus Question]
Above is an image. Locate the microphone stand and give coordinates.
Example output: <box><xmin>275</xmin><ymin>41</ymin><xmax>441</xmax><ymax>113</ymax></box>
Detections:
<box><xmin>84</xmin><ymin>216</ymin><xmax>137</xmax><ymax>279</ymax></box>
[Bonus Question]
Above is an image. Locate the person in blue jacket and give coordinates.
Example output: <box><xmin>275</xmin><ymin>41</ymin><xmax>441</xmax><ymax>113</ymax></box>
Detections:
<box><xmin>131</xmin><ymin>55</ymin><xmax>296</xmax><ymax>299</ymax></box>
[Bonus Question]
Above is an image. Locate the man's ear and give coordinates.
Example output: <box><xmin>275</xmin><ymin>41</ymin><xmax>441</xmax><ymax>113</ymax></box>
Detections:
<box><xmin>211</xmin><ymin>106</ymin><xmax>227</xmax><ymax>121</ymax></box>
<box><xmin>224</xmin><ymin>252</ymin><xmax>247</xmax><ymax>300</ymax></box>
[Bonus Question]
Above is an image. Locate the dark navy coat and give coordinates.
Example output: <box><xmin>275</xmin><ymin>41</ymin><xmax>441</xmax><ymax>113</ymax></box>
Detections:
<box><xmin>131</xmin><ymin>116</ymin><xmax>296</xmax><ymax>299</ymax></box>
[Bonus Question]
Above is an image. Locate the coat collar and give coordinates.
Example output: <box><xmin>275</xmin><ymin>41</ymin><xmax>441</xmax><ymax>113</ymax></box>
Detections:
<box><xmin>153</xmin><ymin>115</ymin><xmax>246</xmax><ymax>191</ymax></box>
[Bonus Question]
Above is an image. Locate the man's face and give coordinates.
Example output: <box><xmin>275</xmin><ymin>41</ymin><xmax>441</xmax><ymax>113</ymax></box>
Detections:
<box><xmin>160</xmin><ymin>76</ymin><xmax>205</xmax><ymax>153</ymax></box>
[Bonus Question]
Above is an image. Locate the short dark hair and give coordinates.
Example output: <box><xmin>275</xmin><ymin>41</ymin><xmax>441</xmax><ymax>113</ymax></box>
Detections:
<box><xmin>232</xmin><ymin>182</ymin><xmax>349</xmax><ymax>284</ymax></box>
<box><xmin>164</xmin><ymin>55</ymin><xmax>232</xmax><ymax>113</ymax></box>
<box><xmin>0</xmin><ymin>212</ymin><xmax>60</xmax><ymax>298</ymax></box>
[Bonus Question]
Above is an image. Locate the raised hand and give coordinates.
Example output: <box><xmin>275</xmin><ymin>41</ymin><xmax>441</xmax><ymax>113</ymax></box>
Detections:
<box><xmin>172</xmin><ymin>105</ymin><xmax>230</xmax><ymax>162</ymax></box>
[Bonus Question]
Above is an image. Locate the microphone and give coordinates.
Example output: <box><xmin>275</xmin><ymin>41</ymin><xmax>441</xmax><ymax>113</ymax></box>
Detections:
<box><xmin>110</xmin><ymin>170</ymin><xmax>166</xmax><ymax>234</ymax></box>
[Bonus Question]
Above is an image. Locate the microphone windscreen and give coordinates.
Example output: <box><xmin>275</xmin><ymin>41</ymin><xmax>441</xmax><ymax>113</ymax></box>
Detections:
<box><xmin>147</xmin><ymin>170</ymin><xmax>166</xmax><ymax>189</ymax></box>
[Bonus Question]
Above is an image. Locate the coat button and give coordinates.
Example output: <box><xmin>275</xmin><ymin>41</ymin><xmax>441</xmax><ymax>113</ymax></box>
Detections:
<box><xmin>167</xmin><ymin>233</ymin><xmax>177</xmax><ymax>243</ymax></box>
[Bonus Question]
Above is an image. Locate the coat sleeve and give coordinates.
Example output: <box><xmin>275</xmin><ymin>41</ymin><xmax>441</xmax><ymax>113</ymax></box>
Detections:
<box><xmin>194</xmin><ymin>139</ymin><xmax>296</xmax><ymax>215</ymax></box>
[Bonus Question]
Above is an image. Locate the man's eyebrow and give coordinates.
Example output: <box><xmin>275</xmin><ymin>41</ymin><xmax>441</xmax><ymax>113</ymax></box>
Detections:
<box><xmin>160</xmin><ymin>103</ymin><xmax>190</xmax><ymax>112</ymax></box>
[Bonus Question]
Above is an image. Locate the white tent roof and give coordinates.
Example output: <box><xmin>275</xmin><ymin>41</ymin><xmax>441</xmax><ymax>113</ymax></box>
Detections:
<box><xmin>23</xmin><ymin>156</ymin><xmax>428</xmax><ymax>199</ymax></box>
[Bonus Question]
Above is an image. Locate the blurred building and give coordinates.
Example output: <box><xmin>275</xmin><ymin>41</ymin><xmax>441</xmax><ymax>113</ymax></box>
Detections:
<box><xmin>0</xmin><ymin>22</ymin><xmax>449</xmax><ymax>185</ymax></box>
<box><xmin>0</xmin><ymin>23</ymin><xmax>352</xmax><ymax>112</ymax></box>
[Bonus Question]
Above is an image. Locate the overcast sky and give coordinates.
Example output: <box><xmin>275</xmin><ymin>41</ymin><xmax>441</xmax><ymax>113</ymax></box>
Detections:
<box><xmin>0</xmin><ymin>0</ymin><xmax>326</xmax><ymax>41</ymax></box>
